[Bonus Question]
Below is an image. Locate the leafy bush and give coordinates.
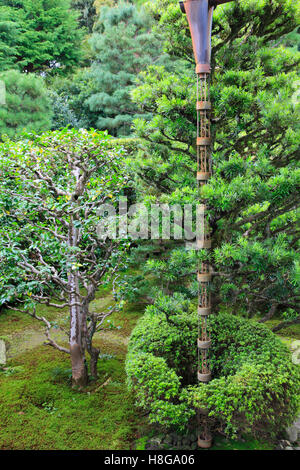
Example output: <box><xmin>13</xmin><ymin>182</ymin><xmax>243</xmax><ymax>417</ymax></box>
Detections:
<box><xmin>126</xmin><ymin>297</ymin><xmax>300</xmax><ymax>438</ymax></box>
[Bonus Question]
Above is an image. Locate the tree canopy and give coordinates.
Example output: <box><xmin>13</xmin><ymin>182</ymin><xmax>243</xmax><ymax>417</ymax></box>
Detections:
<box><xmin>71</xmin><ymin>0</ymin><xmax>97</xmax><ymax>33</ymax></box>
<box><xmin>0</xmin><ymin>0</ymin><xmax>83</xmax><ymax>74</ymax></box>
<box><xmin>0</xmin><ymin>128</ymin><xmax>129</xmax><ymax>386</ymax></box>
<box><xmin>86</xmin><ymin>1</ymin><xmax>166</xmax><ymax>136</ymax></box>
<box><xmin>127</xmin><ymin>297</ymin><xmax>300</xmax><ymax>437</ymax></box>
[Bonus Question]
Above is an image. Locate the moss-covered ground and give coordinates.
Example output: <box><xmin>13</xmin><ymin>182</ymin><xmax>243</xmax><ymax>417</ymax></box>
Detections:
<box><xmin>0</xmin><ymin>285</ymin><xmax>298</xmax><ymax>450</ymax></box>
<box><xmin>0</xmin><ymin>286</ymin><xmax>149</xmax><ymax>450</ymax></box>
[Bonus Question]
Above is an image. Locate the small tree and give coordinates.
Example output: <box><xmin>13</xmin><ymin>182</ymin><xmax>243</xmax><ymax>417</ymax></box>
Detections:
<box><xmin>0</xmin><ymin>129</ymin><xmax>129</xmax><ymax>387</ymax></box>
<box><xmin>0</xmin><ymin>70</ymin><xmax>52</xmax><ymax>140</ymax></box>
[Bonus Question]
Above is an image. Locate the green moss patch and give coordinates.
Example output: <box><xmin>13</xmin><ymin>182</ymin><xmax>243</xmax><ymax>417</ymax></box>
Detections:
<box><xmin>0</xmin><ymin>295</ymin><xmax>148</xmax><ymax>450</ymax></box>
<box><xmin>0</xmin><ymin>338</ymin><xmax>146</xmax><ymax>449</ymax></box>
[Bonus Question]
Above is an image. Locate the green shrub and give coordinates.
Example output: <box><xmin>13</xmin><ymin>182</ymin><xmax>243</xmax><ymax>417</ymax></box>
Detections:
<box><xmin>126</xmin><ymin>297</ymin><xmax>300</xmax><ymax>438</ymax></box>
<box><xmin>0</xmin><ymin>70</ymin><xmax>52</xmax><ymax>140</ymax></box>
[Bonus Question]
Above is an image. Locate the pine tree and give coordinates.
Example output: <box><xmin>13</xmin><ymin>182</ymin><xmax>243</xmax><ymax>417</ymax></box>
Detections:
<box><xmin>86</xmin><ymin>1</ymin><xmax>166</xmax><ymax>136</ymax></box>
<box><xmin>130</xmin><ymin>0</ymin><xmax>300</xmax><ymax>330</ymax></box>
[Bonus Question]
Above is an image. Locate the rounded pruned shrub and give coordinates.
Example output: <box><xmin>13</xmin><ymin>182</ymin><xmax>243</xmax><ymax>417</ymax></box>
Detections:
<box><xmin>126</xmin><ymin>296</ymin><xmax>300</xmax><ymax>438</ymax></box>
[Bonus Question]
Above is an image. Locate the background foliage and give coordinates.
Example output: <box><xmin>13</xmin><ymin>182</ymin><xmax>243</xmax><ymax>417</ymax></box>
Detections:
<box><xmin>0</xmin><ymin>69</ymin><xmax>52</xmax><ymax>140</ymax></box>
<box><xmin>127</xmin><ymin>0</ymin><xmax>300</xmax><ymax>330</ymax></box>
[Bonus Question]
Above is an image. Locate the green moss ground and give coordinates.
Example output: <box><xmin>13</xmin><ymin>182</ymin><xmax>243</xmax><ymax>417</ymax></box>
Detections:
<box><xmin>0</xmin><ymin>347</ymin><xmax>145</xmax><ymax>450</ymax></box>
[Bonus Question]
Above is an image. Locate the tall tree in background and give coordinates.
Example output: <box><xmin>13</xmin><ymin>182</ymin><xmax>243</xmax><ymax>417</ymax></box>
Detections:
<box><xmin>129</xmin><ymin>0</ymin><xmax>300</xmax><ymax>330</ymax></box>
<box><xmin>94</xmin><ymin>0</ymin><xmax>118</xmax><ymax>12</ymax></box>
<box><xmin>0</xmin><ymin>70</ymin><xmax>52</xmax><ymax>140</ymax></box>
<box><xmin>0</xmin><ymin>129</ymin><xmax>128</xmax><ymax>386</ymax></box>
<box><xmin>86</xmin><ymin>1</ymin><xmax>166</xmax><ymax>136</ymax></box>
<box><xmin>0</xmin><ymin>4</ymin><xmax>20</xmax><ymax>72</ymax></box>
<box><xmin>49</xmin><ymin>70</ymin><xmax>98</xmax><ymax>130</ymax></box>
<box><xmin>48</xmin><ymin>89</ymin><xmax>81</xmax><ymax>130</ymax></box>
<box><xmin>0</xmin><ymin>0</ymin><xmax>83</xmax><ymax>74</ymax></box>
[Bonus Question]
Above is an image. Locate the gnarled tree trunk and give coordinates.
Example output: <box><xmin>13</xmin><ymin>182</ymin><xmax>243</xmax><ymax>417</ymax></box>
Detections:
<box><xmin>69</xmin><ymin>270</ymin><xmax>88</xmax><ymax>387</ymax></box>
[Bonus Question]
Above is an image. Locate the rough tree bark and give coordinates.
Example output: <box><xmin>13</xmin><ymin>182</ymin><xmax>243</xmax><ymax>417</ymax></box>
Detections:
<box><xmin>68</xmin><ymin>209</ymin><xmax>88</xmax><ymax>387</ymax></box>
<box><xmin>69</xmin><ymin>269</ymin><xmax>88</xmax><ymax>387</ymax></box>
<box><xmin>272</xmin><ymin>316</ymin><xmax>300</xmax><ymax>333</ymax></box>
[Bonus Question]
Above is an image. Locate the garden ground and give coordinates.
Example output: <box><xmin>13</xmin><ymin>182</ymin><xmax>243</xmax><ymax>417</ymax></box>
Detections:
<box><xmin>0</xmin><ymin>285</ymin><xmax>298</xmax><ymax>450</ymax></box>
